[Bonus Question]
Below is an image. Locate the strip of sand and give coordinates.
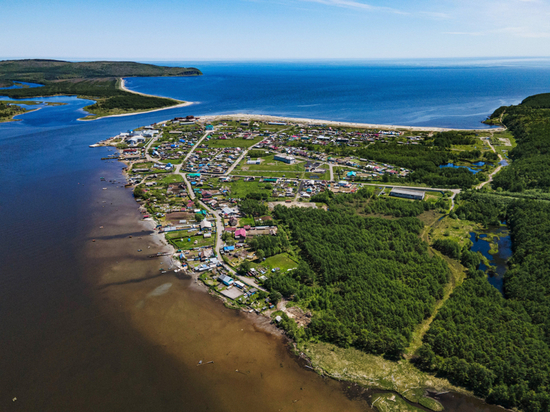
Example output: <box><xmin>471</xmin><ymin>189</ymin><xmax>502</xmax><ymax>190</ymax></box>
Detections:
<box><xmin>78</xmin><ymin>77</ymin><xmax>194</xmax><ymax>121</ymax></box>
<box><xmin>198</xmin><ymin>113</ymin><xmax>505</xmax><ymax>132</ymax></box>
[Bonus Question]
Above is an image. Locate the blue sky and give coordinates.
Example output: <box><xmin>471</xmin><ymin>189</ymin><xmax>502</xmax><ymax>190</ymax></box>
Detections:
<box><xmin>2</xmin><ymin>0</ymin><xmax>550</xmax><ymax>59</ymax></box>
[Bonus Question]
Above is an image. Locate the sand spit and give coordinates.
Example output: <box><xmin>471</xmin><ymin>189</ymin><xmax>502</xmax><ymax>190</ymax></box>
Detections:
<box><xmin>77</xmin><ymin>78</ymin><xmax>193</xmax><ymax>121</ymax></box>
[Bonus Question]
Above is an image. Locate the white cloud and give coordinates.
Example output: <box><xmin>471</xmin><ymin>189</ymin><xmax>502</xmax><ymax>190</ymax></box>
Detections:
<box><xmin>298</xmin><ymin>0</ymin><xmax>407</xmax><ymax>14</ymax></box>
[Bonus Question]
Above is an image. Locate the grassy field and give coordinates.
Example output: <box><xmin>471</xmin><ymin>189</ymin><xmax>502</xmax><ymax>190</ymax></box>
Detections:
<box><xmin>170</xmin><ymin>234</ymin><xmax>214</xmax><ymax>250</ymax></box>
<box><xmin>429</xmin><ymin>216</ymin><xmax>478</xmax><ymax>249</ymax></box>
<box><xmin>161</xmin><ymin>174</ymin><xmax>184</xmax><ymax>184</ymax></box>
<box><xmin>159</xmin><ymin>158</ymin><xmax>184</xmax><ymax>164</ymax></box>
<box><xmin>237</xmin><ymin>155</ymin><xmax>305</xmax><ymax>172</ymax></box>
<box><xmin>253</xmin><ymin>253</ymin><xmax>298</xmax><ymax>272</ymax></box>
<box><xmin>226</xmin><ymin>179</ymin><xmax>274</xmax><ymax>198</ymax></box>
<box><xmin>204</xmin><ymin>136</ymin><xmax>263</xmax><ymax>148</ymax></box>
<box><xmin>301</xmin><ymin>341</ymin><xmax>462</xmax><ymax>409</ymax></box>
<box><xmin>165</xmin><ymin>230</ymin><xmax>195</xmax><ymax>240</ymax></box>
<box><xmin>239</xmin><ymin>216</ymin><xmax>255</xmax><ymax>226</ymax></box>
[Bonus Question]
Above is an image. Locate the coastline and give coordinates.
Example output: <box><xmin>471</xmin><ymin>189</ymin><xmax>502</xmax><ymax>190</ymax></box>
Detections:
<box><xmin>77</xmin><ymin>77</ymin><xmax>194</xmax><ymax>121</ymax></box>
<box><xmin>83</xmin><ymin>173</ymin><xmax>374</xmax><ymax>412</ymax></box>
<box><xmin>198</xmin><ymin>113</ymin><xmax>505</xmax><ymax>132</ymax></box>
<box><xmin>94</xmin><ymin>115</ymin><xmax>511</xmax><ymax>412</ymax></box>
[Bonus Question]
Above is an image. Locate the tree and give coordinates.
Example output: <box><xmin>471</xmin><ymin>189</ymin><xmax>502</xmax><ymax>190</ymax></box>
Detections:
<box><xmin>238</xmin><ymin>260</ymin><xmax>252</xmax><ymax>274</ymax></box>
<box><xmin>269</xmin><ymin>290</ymin><xmax>282</xmax><ymax>304</ymax></box>
<box><xmin>239</xmin><ymin>198</ymin><xmax>268</xmax><ymax>217</ymax></box>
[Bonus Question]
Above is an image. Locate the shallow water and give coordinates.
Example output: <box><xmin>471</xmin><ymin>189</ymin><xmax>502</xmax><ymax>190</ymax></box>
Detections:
<box><xmin>469</xmin><ymin>228</ymin><xmax>513</xmax><ymax>293</ymax></box>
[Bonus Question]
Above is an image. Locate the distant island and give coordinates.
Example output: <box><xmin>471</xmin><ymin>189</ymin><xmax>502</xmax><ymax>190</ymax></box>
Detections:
<box><xmin>0</xmin><ymin>59</ymin><xmax>202</xmax><ymax>120</ymax></box>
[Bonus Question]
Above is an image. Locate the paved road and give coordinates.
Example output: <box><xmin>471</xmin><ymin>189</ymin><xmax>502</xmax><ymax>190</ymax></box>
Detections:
<box><xmin>144</xmin><ymin>134</ymin><xmax>160</xmax><ymax>162</ymax></box>
<box><xmin>173</xmin><ymin>129</ymin><xmax>238</xmax><ymax>276</ymax></box>
<box><xmin>224</xmin><ymin>140</ymin><xmax>265</xmax><ymax>175</ymax></box>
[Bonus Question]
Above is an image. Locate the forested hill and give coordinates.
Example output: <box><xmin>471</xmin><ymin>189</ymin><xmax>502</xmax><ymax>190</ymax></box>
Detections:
<box><xmin>0</xmin><ymin>60</ymin><xmax>202</xmax><ymax>120</ymax></box>
<box><xmin>0</xmin><ymin>59</ymin><xmax>201</xmax><ymax>85</ymax></box>
<box><xmin>486</xmin><ymin>93</ymin><xmax>550</xmax><ymax>192</ymax></box>
<box><xmin>521</xmin><ymin>93</ymin><xmax>550</xmax><ymax>109</ymax></box>
<box><xmin>416</xmin><ymin>96</ymin><xmax>550</xmax><ymax>411</ymax></box>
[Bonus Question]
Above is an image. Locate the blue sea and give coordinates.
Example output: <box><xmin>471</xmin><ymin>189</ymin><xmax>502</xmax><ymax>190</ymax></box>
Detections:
<box><xmin>122</xmin><ymin>58</ymin><xmax>550</xmax><ymax>128</ymax></box>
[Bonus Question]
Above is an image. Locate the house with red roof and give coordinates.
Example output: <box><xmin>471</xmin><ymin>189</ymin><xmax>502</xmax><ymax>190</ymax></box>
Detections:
<box><xmin>235</xmin><ymin>228</ymin><xmax>247</xmax><ymax>239</ymax></box>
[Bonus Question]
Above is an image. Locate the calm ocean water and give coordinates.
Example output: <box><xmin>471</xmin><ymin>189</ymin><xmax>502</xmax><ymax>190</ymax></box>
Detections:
<box><xmin>0</xmin><ymin>58</ymin><xmax>547</xmax><ymax>411</ymax></box>
<box><xmin>125</xmin><ymin>58</ymin><xmax>550</xmax><ymax>128</ymax></box>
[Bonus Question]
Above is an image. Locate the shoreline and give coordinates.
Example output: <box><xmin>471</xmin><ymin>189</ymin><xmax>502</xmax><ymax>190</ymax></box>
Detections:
<box><xmin>77</xmin><ymin>77</ymin><xmax>194</xmax><ymax>122</ymax></box>
<box><xmin>104</xmin><ymin>119</ymin><xmax>508</xmax><ymax>412</ymax></box>
<box><xmin>198</xmin><ymin>113</ymin><xmax>505</xmax><ymax>132</ymax></box>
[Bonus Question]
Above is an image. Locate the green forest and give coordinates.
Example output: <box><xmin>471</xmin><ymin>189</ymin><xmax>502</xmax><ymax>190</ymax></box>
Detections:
<box><xmin>418</xmin><ymin>197</ymin><xmax>550</xmax><ymax>411</ymax></box>
<box><xmin>266</xmin><ymin>205</ymin><xmax>449</xmax><ymax>358</ymax></box>
<box><xmin>356</xmin><ymin>132</ymin><xmax>489</xmax><ymax>189</ymax></box>
<box><xmin>487</xmin><ymin>97</ymin><xmax>550</xmax><ymax>191</ymax></box>
<box><xmin>414</xmin><ymin>95</ymin><xmax>550</xmax><ymax>411</ymax></box>
<box><xmin>0</xmin><ymin>59</ymin><xmax>202</xmax><ymax>119</ymax></box>
<box><xmin>0</xmin><ymin>59</ymin><xmax>201</xmax><ymax>84</ymax></box>
<box><xmin>260</xmin><ymin>95</ymin><xmax>550</xmax><ymax>411</ymax></box>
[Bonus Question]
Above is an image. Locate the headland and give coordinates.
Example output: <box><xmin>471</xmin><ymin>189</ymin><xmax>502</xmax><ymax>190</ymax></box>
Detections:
<box><xmin>0</xmin><ymin>59</ymin><xmax>201</xmax><ymax>121</ymax></box>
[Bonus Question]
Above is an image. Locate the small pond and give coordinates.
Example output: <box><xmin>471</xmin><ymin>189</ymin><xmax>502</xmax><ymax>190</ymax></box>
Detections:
<box><xmin>439</xmin><ymin>162</ymin><xmax>492</xmax><ymax>174</ymax></box>
<box><xmin>469</xmin><ymin>227</ymin><xmax>512</xmax><ymax>293</ymax></box>
<box><xmin>0</xmin><ymin>81</ymin><xmax>43</xmax><ymax>90</ymax></box>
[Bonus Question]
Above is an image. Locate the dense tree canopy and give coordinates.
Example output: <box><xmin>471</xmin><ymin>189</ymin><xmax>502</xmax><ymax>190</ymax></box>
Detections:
<box><xmin>488</xmin><ymin>104</ymin><xmax>550</xmax><ymax>191</ymax></box>
<box><xmin>266</xmin><ymin>206</ymin><xmax>449</xmax><ymax>358</ymax></box>
<box><xmin>239</xmin><ymin>198</ymin><xmax>268</xmax><ymax>217</ymax></box>
<box><xmin>417</xmin><ymin>96</ymin><xmax>550</xmax><ymax>410</ymax></box>
<box><xmin>356</xmin><ymin>143</ymin><xmax>482</xmax><ymax>189</ymax></box>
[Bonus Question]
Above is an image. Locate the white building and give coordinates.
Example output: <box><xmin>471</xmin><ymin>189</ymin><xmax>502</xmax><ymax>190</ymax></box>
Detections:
<box><xmin>274</xmin><ymin>154</ymin><xmax>296</xmax><ymax>164</ymax></box>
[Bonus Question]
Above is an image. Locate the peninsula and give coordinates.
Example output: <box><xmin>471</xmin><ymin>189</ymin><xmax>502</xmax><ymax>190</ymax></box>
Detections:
<box><xmin>91</xmin><ymin>92</ymin><xmax>550</xmax><ymax>412</ymax></box>
<box><xmin>92</xmin><ymin>111</ymin><xmax>520</xmax><ymax>411</ymax></box>
<box><xmin>0</xmin><ymin>59</ymin><xmax>201</xmax><ymax>120</ymax></box>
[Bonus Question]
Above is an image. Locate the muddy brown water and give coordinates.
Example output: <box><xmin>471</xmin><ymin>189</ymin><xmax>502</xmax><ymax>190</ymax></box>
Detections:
<box><xmin>0</xmin><ymin>159</ymin><xmax>507</xmax><ymax>412</ymax></box>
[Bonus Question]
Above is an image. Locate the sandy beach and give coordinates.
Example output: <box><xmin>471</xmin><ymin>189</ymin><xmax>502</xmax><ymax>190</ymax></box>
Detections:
<box><xmin>85</xmin><ymin>79</ymin><xmax>505</xmax><ymax>132</ymax></box>
<box><xmin>77</xmin><ymin>78</ymin><xmax>194</xmax><ymax>121</ymax></box>
<box><xmin>198</xmin><ymin>113</ymin><xmax>505</xmax><ymax>132</ymax></box>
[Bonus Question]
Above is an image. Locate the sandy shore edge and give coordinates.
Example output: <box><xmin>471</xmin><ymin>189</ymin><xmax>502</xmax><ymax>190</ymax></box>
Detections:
<box><xmin>77</xmin><ymin>77</ymin><xmax>194</xmax><ymax>122</ymax></box>
<box><xmin>198</xmin><ymin>113</ymin><xmax>504</xmax><ymax>132</ymax></box>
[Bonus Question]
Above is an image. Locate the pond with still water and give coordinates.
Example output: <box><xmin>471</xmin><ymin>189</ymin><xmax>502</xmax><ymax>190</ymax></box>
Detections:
<box><xmin>469</xmin><ymin>227</ymin><xmax>513</xmax><ymax>293</ymax></box>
